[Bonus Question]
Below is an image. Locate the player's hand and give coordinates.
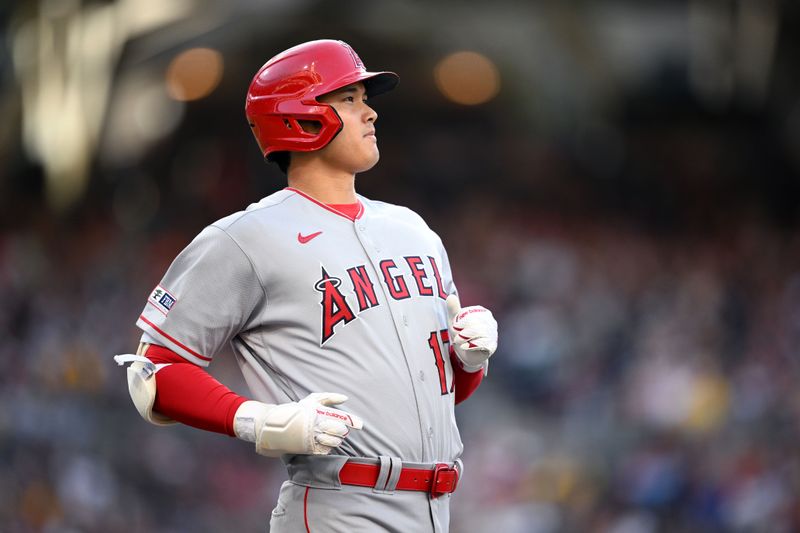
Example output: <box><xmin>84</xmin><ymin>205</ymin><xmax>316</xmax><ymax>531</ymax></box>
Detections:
<box><xmin>297</xmin><ymin>392</ymin><xmax>364</xmax><ymax>454</ymax></box>
<box><xmin>447</xmin><ymin>294</ymin><xmax>498</xmax><ymax>370</ymax></box>
<box><xmin>234</xmin><ymin>393</ymin><xmax>363</xmax><ymax>458</ymax></box>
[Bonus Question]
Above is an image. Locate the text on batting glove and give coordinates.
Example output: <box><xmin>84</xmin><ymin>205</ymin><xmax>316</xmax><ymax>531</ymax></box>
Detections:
<box><xmin>233</xmin><ymin>392</ymin><xmax>363</xmax><ymax>457</ymax></box>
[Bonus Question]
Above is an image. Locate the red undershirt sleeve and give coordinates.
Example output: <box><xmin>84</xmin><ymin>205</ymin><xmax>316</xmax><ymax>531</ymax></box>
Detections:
<box><xmin>450</xmin><ymin>347</ymin><xmax>485</xmax><ymax>405</ymax></box>
<box><xmin>145</xmin><ymin>344</ymin><xmax>249</xmax><ymax>437</ymax></box>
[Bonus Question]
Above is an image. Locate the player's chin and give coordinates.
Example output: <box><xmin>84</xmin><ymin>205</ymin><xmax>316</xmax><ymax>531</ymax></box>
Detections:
<box><xmin>355</xmin><ymin>150</ymin><xmax>380</xmax><ymax>173</ymax></box>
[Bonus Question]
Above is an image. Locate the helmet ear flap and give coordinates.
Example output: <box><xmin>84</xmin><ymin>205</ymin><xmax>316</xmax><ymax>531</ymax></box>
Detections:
<box><xmin>252</xmin><ymin>104</ymin><xmax>343</xmax><ymax>161</ymax></box>
<box><xmin>323</xmin><ymin>104</ymin><xmax>344</xmax><ymax>145</ymax></box>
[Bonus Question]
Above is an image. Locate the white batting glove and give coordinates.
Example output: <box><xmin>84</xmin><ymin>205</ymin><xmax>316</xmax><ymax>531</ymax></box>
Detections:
<box><xmin>233</xmin><ymin>392</ymin><xmax>363</xmax><ymax>457</ymax></box>
<box><xmin>447</xmin><ymin>294</ymin><xmax>498</xmax><ymax>371</ymax></box>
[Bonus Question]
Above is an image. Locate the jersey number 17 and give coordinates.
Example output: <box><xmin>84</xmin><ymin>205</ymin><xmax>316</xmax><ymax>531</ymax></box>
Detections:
<box><xmin>427</xmin><ymin>329</ymin><xmax>454</xmax><ymax>396</ymax></box>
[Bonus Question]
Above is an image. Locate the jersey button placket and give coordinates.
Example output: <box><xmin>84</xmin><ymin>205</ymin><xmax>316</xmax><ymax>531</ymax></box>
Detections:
<box><xmin>355</xmin><ymin>218</ymin><xmax>431</xmax><ymax>461</ymax></box>
<box><xmin>356</xmin><ymin>223</ymin><xmax>381</xmax><ymax>253</ymax></box>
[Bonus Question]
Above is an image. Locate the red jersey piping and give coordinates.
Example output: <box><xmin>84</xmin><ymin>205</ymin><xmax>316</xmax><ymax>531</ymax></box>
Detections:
<box><xmin>138</xmin><ymin>315</ymin><xmax>212</xmax><ymax>361</ymax></box>
<box><xmin>304</xmin><ymin>487</ymin><xmax>311</xmax><ymax>532</ymax></box>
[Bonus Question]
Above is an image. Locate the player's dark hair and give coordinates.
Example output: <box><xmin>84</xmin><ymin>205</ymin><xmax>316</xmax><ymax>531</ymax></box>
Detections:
<box><xmin>268</xmin><ymin>152</ymin><xmax>290</xmax><ymax>174</ymax></box>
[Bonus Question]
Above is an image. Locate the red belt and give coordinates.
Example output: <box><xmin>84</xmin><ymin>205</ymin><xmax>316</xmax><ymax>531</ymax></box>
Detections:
<box><xmin>339</xmin><ymin>461</ymin><xmax>459</xmax><ymax>498</ymax></box>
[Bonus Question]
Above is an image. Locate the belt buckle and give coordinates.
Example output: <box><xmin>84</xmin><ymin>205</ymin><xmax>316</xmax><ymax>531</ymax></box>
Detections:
<box><xmin>430</xmin><ymin>463</ymin><xmax>459</xmax><ymax>498</ymax></box>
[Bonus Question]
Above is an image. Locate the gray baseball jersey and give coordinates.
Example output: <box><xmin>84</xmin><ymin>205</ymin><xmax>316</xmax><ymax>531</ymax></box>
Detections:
<box><xmin>137</xmin><ymin>187</ymin><xmax>463</xmax><ymax>530</ymax></box>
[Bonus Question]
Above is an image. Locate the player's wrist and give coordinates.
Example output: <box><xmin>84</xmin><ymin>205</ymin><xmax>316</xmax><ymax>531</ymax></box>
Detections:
<box><xmin>233</xmin><ymin>400</ymin><xmax>272</xmax><ymax>443</ymax></box>
<box><xmin>451</xmin><ymin>346</ymin><xmax>486</xmax><ymax>373</ymax></box>
<box><xmin>459</xmin><ymin>359</ymin><xmax>486</xmax><ymax>373</ymax></box>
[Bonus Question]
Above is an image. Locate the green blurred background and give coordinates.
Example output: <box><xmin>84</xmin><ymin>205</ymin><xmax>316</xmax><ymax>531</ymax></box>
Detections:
<box><xmin>2</xmin><ymin>1</ymin><xmax>800</xmax><ymax>531</ymax></box>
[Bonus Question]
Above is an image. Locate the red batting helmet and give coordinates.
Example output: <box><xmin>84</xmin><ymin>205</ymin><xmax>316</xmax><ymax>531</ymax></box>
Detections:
<box><xmin>245</xmin><ymin>39</ymin><xmax>399</xmax><ymax>160</ymax></box>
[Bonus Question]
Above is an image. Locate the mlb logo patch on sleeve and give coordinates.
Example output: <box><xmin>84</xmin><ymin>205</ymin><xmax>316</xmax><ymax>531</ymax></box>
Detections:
<box><xmin>149</xmin><ymin>285</ymin><xmax>177</xmax><ymax>315</ymax></box>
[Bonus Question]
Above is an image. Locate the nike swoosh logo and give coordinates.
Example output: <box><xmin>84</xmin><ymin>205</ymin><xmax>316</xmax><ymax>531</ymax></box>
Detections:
<box><xmin>297</xmin><ymin>231</ymin><xmax>323</xmax><ymax>244</ymax></box>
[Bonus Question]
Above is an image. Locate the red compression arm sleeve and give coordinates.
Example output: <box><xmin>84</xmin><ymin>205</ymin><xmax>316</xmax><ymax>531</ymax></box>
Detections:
<box><xmin>145</xmin><ymin>344</ymin><xmax>248</xmax><ymax>436</ymax></box>
<box><xmin>451</xmin><ymin>348</ymin><xmax>484</xmax><ymax>405</ymax></box>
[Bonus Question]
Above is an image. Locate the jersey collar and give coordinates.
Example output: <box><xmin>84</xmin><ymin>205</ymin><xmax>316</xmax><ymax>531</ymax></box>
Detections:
<box><xmin>285</xmin><ymin>187</ymin><xmax>364</xmax><ymax>221</ymax></box>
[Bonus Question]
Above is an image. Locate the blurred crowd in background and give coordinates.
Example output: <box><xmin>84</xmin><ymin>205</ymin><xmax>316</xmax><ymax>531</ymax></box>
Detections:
<box><xmin>2</xmin><ymin>1</ymin><xmax>800</xmax><ymax>532</ymax></box>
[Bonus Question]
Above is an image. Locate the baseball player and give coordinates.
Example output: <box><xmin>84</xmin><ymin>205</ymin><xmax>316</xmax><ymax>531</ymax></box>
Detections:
<box><xmin>115</xmin><ymin>39</ymin><xmax>498</xmax><ymax>532</ymax></box>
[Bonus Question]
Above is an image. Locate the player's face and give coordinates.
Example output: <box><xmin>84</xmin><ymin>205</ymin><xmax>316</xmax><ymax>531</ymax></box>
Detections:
<box><xmin>316</xmin><ymin>82</ymin><xmax>380</xmax><ymax>174</ymax></box>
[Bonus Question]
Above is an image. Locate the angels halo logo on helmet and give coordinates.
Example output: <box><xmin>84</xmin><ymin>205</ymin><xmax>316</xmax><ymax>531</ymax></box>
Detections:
<box><xmin>245</xmin><ymin>39</ymin><xmax>399</xmax><ymax>161</ymax></box>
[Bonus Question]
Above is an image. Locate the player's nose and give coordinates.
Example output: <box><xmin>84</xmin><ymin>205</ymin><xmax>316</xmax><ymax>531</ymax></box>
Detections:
<box><xmin>364</xmin><ymin>104</ymin><xmax>377</xmax><ymax>124</ymax></box>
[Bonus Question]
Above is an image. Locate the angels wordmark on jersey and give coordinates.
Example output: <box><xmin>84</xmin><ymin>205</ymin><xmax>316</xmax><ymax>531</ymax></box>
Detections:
<box><xmin>315</xmin><ymin>254</ymin><xmax>448</xmax><ymax>345</ymax></box>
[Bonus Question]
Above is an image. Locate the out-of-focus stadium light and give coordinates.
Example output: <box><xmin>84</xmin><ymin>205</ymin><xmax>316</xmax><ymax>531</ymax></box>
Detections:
<box><xmin>100</xmin><ymin>71</ymin><xmax>185</xmax><ymax>166</ymax></box>
<box><xmin>734</xmin><ymin>0</ymin><xmax>778</xmax><ymax>106</ymax></box>
<box><xmin>165</xmin><ymin>48</ymin><xmax>225</xmax><ymax>102</ymax></box>
<box><xmin>12</xmin><ymin>0</ymin><xmax>195</xmax><ymax>211</ymax></box>
<box><xmin>688</xmin><ymin>0</ymin><xmax>779</xmax><ymax>109</ymax></box>
<box><xmin>434</xmin><ymin>51</ymin><xmax>500</xmax><ymax>106</ymax></box>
